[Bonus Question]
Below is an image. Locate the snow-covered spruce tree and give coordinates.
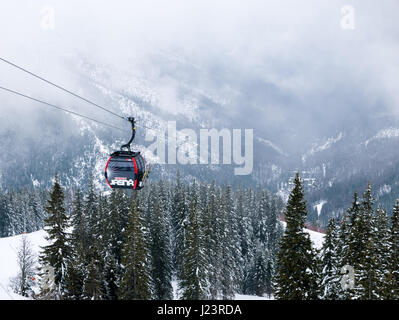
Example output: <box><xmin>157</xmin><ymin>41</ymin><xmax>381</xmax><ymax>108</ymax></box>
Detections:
<box><xmin>64</xmin><ymin>254</ymin><xmax>84</xmax><ymax>300</ymax></box>
<box><xmin>83</xmin><ymin>251</ymin><xmax>104</xmax><ymax>300</ymax></box>
<box><xmin>390</xmin><ymin>200</ymin><xmax>399</xmax><ymax>298</ymax></box>
<box><xmin>345</xmin><ymin>192</ymin><xmax>362</xmax><ymax>267</ymax></box>
<box><xmin>245</xmin><ymin>190</ymin><xmax>280</xmax><ymax>297</ymax></box>
<box><xmin>39</xmin><ymin>174</ymin><xmax>71</xmax><ymax>299</ymax></box>
<box><xmin>358</xmin><ymin>235</ymin><xmax>378</xmax><ymax>300</ymax></box>
<box><xmin>199</xmin><ymin>183</ymin><xmax>211</xmax><ymax>293</ymax></box>
<box><xmin>180</xmin><ymin>181</ymin><xmax>209</xmax><ymax>300</ymax></box>
<box><xmin>320</xmin><ymin>218</ymin><xmax>340</xmax><ymax>299</ymax></box>
<box><xmin>6</xmin><ymin>191</ymin><xmax>18</xmax><ymax>235</ymax></box>
<box><xmin>84</xmin><ymin>176</ymin><xmax>99</xmax><ymax>251</ymax></box>
<box><xmin>64</xmin><ymin>189</ymin><xmax>87</xmax><ymax>300</ymax></box>
<box><xmin>150</xmin><ymin>188</ymin><xmax>173</xmax><ymax>300</ymax></box>
<box><xmin>248</xmin><ymin>244</ymin><xmax>273</xmax><ymax>297</ymax></box>
<box><xmin>99</xmin><ymin>194</ymin><xmax>120</xmax><ymax>300</ymax></box>
<box><xmin>274</xmin><ymin>173</ymin><xmax>319</xmax><ymax>300</ymax></box>
<box><xmin>360</xmin><ymin>183</ymin><xmax>375</xmax><ymax>242</ymax></box>
<box><xmin>373</xmin><ymin>206</ymin><xmax>390</xmax><ymax>298</ymax></box>
<box><xmin>218</xmin><ymin>185</ymin><xmax>240</xmax><ymax>300</ymax></box>
<box><xmin>119</xmin><ymin>197</ymin><xmax>152</xmax><ymax>300</ymax></box>
<box><xmin>0</xmin><ymin>193</ymin><xmax>12</xmax><ymax>237</ymax></box>
<box><xmin>242</xmin><ymin>188</ymin><xmax>256</xmax><ymax>295</ymax></box>
<box><xmin>171</xmin><ymin>170</ymin><xmax>188</xmax><ymax>278</ymax></box>
<box><xmin>356</xmin><ymin>184</ymin><xmax>378</xmax><ymax>300</ymax></box>
<box><xmin>381</xmin><ymin>200</ymin><xmax>399</xmax><ymax>299</ymax></box>
<box><xmin>83</xmin><ymin>236</ymin><xmax>106</xmax><ymax>300</ymax></box>
<box><xmin>28</xmin><ymin>190</ymin><xmax>45</xmax><ymax>232</ymax></box>
<box><xmin>235</xmin><ymin>187</ymin><xmax>253</xmax><ymax>295</ymax></box>
<box><xmin>69</xmin><ymin>189</ymin><xmax>86</xmax><ymax>255</ymax></box>
<box><xmin>336</xmin><ymin>213</ymin><xmax>349</xmax><ymax>267</ymax></box>
<box><xmin>80</xmin><ymin>181</ymin><xmax>108</xmax><ymax>300</ymax></box>
<box><xmin>106</xmin><ymin>189</ymin><xmax>129</xmax><ymax>270</ymax></box>
<box><xmin>255</xmin><ymin>190</ymin><xmax>269</xmax><ymax>245</ymax></box>
<box><xmin>265</xmin><ymin>195</ymin><xmax>283</xmax><ymax>296</ymax></box>
<box><xmin>204</xmin><ymin>181</ymin><xmax>221</xmax><ymax>299</ymax></box>
<box><xmin>340</xmin><ymin>191</ymin><xmax>364</xmax><ymax>299</ymax></box>
<box><xmin>267</xmin><ymin>197</ymin><xmax>283</xmax><ymax>259</ymax></box>
<box><xmin>335</xmin><ymin>213</ymin><xmax>351</xmax><ymax>300</ymax></box>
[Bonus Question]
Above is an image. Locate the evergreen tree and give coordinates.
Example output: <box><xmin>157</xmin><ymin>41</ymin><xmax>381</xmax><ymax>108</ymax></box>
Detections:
<box><xmin>336</xmin><ymin>213</ymin><xmax>349</xmax><ymax>269</ymax></box>
<box><xmin>320</xmin><ymin>218</ymin><xmax>340</xmax><ymax>299</ymax></box>
<box><xmin>65</xmin><ymin>189</ymin><xmax>86</xmax><ymax>300</ymax></box>
<box><xmin>218</xmin><ymin>185</ymin><xmax>240</xmax><ymax>299</ymax></box>
<box><xmin>0</xmin><ymin>194</ymin><xmax>12</xmax><ymax>237</ymax></box>
<box><xmin>64</xmin><ymin>254</ymin><xmax>84</xmax><ymax>300</ymax></box>
<box><xmin>180</xmin><ymin>182</ymin><xmax>209</xmax><ymax>300</ymax></box>
<box><xmin>150</xmin><ymin>192</ymin><xmax>173</xmax><ymax>299</ymax></box>
<box><xmin>342</xmin><ymin>190</ymin><xmax>367</xmax><ymax>299</ymax></box>
<box><xmin>106</xmin><ymin>189</ymin><xmax>129</xmax><ymax>264</ymax></box>
<box><xmin>374</xmin><ymin>206</ymin><xmax>390</xmax><ymax>298</ymax></box>
<box><xmin>103</xmin><ymin>253</ymin><xmax>120</xmax><ymax>300</ymax></box>
<box><xmin>358</xmin><ymin>235</ymin><xmax>378</xmax><ymax>299</ymax></box>
<box><xmin>70</xmin><ymin>189</ymin><xmax>87</xmax><ymax>255</ymax></box>
<box><xmin>356</xmin><ymin>184</ymin><xmax>378</xmax><ymax>300</ymax></box>
<box><xmin>204</xmin><ymin>181</ymin><xmax>221</xmax><ymax>299</ymax></box>
<box><xmin>84</xmin><ymin>176</ymin><xmax>99</xmax><ymax>250</ymax></box>
<box><xmin>171</xmin><ymin>170</ymin><xmax>187</xmax><ymax>277</ymax></box>
<box><xmin>274</xmin><ymin>173</ymin><xmax>319</xmax><ymax>300</ymax></box>
<box><xmin>242</xmin><ymin>189</ymin><xmax>257</xmax><ymax>295</ymax></box>
<box><xmin>345</xmin><ymin>192</ymin><xmax>362</xmax><ymax>268</ymax></box>
<box><xmin>248</xmin><ymin>245</ymin><xmax>273</xmax><ymax>297</ymax></box>
<box><xmin>83</xmin><ymin>254</ymin><xmax>104</xmax><ymax>300</ymax></box>
<box><xmin>382</xmin><ymin>200</ymin><xmax>399</xmax><ymax>299</ymax></box>
<box><xmin>39</xmin><ymin>174</ymin><xmax>71</xmax><ymax>299</ymax></box>
<box><xmin>119</xmin><ymin>198</ymin><xmax>152</xmax><ymax>300</ymax></box>
<box><xmin>28</xmin><ymin>191</ymin><xmax>44</xmax><ymax>232</ymax></box>
<box><xmin>235</xmin><ymin>187</ymin><xmax>251</xmax><ymax>268</ymax></box>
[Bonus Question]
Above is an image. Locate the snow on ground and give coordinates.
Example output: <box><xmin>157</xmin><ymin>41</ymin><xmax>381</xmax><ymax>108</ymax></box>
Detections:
<box><xmin>0</xmin><ymin>230</ymin><xmax>47</xmax><ymax>300</ymax></box>
<box><xmin>280</xmin><ymin>221</ymin><xmax>325</xmax><ymax>250</ymax></box>
<box><xmin>171</xmin><ymin>280</ymin><xmax>272</xmax><ymax>300</ymax></box>
<box><xmin>0</xmin><ymin>224</ymin><xmax>325</xmax><ymax>300</ymax></box>
<box><xmin>306</xmin><ymin>227</ymin><xmax>325</xmax><ymax>250</ymax></box>
<box><xmin>235</xmin><ymin>294</ymin><xmax>273</xmax><ymax>300</ymax></box>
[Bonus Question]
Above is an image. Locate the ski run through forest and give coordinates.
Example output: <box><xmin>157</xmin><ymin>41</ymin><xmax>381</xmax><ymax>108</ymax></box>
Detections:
<box><xmin>1</xmin><ymin>172</ymin><xmax>399</xmax><ymax>300</ymax></box>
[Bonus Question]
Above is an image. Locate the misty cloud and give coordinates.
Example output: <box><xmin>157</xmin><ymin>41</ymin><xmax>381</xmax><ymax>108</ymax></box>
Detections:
<box><xmin>0</xmin><ymin>0</ymin><xmax>398</xmax><ymax>154</ymax></box>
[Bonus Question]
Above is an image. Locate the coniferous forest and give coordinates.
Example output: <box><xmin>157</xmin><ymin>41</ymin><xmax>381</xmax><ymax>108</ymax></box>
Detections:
<box><xmin>1</xmin><ymin>172</ymin><xmax>284</xmax><ymax>300</ymax></box>
<box><xmin>1</xmin><ymin>172</ymin><xmax>399</xmax><ymax>300</ymax></box>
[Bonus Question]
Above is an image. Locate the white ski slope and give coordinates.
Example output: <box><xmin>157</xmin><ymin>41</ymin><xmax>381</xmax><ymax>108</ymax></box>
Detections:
<box><xmin>0</xmin><ymin>230</ymin><xmax>47</xmax><ymax>300</ymax></box>
<box><xmin>0</xmin><ymin>225</ymin><xmax>325</xmax><ymax>300</ymax></box>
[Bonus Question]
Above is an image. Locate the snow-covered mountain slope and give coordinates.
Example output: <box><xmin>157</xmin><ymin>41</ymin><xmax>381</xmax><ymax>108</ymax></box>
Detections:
<box><xmin>0</xmin><ymin>225</ymin><xmax>325</xmax><ymax>300</ymax></box>
<box><xmin>0</xmin><ymin>230</ymin><xmax>47</xmax><ymax>300</ymax></box>
<box><xmin>306</xmin><ymin>228</ymin><xmax>325</xmax><ymax>250</ymax></box>
<box><xmin>280</xmin><ymin>221</ymin><xmax>325</xmax><ymax>250</ymax></box>
<box><xmin>3</xmin><ymin>55</ymin><xmax>399</xmax><ymax>229</ymax></box>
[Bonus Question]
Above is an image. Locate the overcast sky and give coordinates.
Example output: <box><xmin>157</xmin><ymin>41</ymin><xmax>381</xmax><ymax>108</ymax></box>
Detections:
<box><xmin>1</xmin><ymin>0</ymin><xmax>398</xmax><ymax>149</ymax></box>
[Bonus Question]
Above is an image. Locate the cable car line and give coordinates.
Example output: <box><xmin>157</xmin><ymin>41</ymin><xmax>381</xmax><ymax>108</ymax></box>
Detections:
<box><xmin>0</xmin><ymin>84</ymin><xmax>149</xmax><ymax>190</ymax></box>
<box><xmin>0</xmin><ymin>57</ymin><xmax>127</xmax><ymax>122</ymax></box>
<box><xmin>0</xmin><ymin>57</ymin><xmax>198</xmax><ymax>147</ymax></box>
<box><xmin>0</xmin><ymin>58</ymin><xmax>204</xmax><ymax>190</ymax></box>
<box><xmin>0</xmin><ymin>83</ymin><xmax>194</xmax><ymax>148</ymax></box>
<box><xmin>0</xmin><ymin>86</ymin><xmax>126</xmax><ymax>132</ymax></box>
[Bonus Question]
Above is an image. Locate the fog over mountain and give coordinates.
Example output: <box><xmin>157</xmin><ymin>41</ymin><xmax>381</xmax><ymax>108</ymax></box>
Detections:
<box><xmin>1</xmin><ymin>0</ymin><xmax>399</xmax><ymax>225</ymax></box>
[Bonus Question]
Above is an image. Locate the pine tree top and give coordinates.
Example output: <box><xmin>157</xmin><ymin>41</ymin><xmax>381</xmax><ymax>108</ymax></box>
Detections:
<box><xmin>285</xmin><ymin>173</ymin><xmax>307</xmax><ymax>233</ymax></box>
